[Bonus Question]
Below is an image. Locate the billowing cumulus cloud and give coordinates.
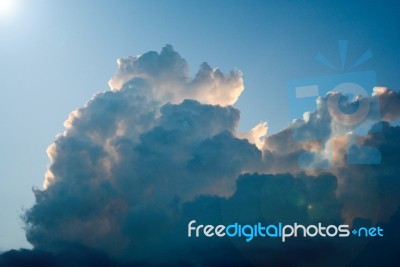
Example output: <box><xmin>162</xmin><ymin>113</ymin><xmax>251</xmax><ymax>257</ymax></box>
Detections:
<box><xmin>108</xmin><ymin>45</ymin><xmax>244</xmax><ymax>107</ymax></box>
<box><xmin>1</xmin><ymin>45</ymin><xmax>400</xmax><ymax>266</ymax></box>
<box><xmin>372</xmin><ymin>86</ymin><xmax>400</xmax><ymax>121</ymax></box>
<box><xmin>23</xmin><ymin>45</ymin><xmax>263</xmax><ymax>264</ymax></box>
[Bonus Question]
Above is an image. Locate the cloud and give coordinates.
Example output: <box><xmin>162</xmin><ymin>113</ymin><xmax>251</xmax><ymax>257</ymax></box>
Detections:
<box><xmin>336</xmin><ymin>122</ymin><xmax>400</xmax><ymax>223</ymax></box>
<box><xmin>261</xmin><ymin>88</ymin><xmax>400</xmax><ymax>225</ymax></box>
<box><xmin>2</xmin><ymin>45</ymin><xmax>400</xmax><ymax>266</ymax></box>
<box><xmin>108</xmin><ymin>45</ymin><xmax>244</xmax><ymax>107</ymax></box>
<box><xmin>23</xmin><ymin>46</ymin><xmax>264</xmax><ymax>264</ymax></box>
<box><xmin>25</xmin><ymin>97</ymin><xmax>264</xmax><ymax>261</ymax></box>
<box><xmin>238</xmin><ymin>122</ymin><xmax>268</xmax><ymax>149</ymax></box>
<box><xmin>372</xmin><ymin>87</ymin><xmax>400</xmax><ymax>121</ymax></box>
<box><xmin>0</xmin><ymin>246</ymin><xmax>130</xmax><ymax>267</ymax></box>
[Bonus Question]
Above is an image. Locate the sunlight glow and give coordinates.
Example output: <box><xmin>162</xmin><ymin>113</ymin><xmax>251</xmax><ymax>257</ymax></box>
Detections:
<box><xmin>0</xmin><ymin>0</ymin><xmax>16</xmax><ymax>18</ymax></box>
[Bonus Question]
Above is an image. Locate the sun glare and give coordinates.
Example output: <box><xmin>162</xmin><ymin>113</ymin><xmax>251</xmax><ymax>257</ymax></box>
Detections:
<box><xmin>0</xmin><ymin>0</ymin><xmax>16</xmax><ymax>18</ymax></box>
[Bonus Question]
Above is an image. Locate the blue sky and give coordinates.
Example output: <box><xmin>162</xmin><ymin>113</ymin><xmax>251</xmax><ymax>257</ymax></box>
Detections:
<box><xmin>0</xmin><ymin>0</ymin><xmax>399</xmax><ymax>252</ymax></box>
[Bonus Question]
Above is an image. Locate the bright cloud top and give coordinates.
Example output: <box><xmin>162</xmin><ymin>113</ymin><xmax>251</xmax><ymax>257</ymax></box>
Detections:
<box><xmin>108</xmin><ymin>45</ymin><xmax>244</xmax><ymax>107</ymax></box>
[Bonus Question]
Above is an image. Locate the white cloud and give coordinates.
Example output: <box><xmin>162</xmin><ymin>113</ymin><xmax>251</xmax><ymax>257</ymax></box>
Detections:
<box><xmin>108</xmin><ymin>45</ymin><xmax>244</xmax><ymax>106</ymax></box>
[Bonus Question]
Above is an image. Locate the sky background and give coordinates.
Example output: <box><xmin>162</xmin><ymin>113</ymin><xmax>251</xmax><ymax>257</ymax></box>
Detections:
<box><xmin>0</xmin><ymin>0</ymin><xmax>399</xmax><ymax>252</ymax></box>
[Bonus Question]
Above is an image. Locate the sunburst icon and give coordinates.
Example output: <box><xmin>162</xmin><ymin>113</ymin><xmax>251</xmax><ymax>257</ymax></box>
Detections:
<box><xmin>315</xmin><ymin>40</ymin><xmax>373</xmax><ymax>71</ymax></box>
<box><xmin>286</xmin><ymin>40</ymin><xmax>381</xmax><ymax>170</ymax></box>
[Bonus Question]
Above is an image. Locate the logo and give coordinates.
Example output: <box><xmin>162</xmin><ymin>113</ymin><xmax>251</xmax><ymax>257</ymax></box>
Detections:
<box><xmin>188</xmin><ymin>220</ymin><xmax>383</xmax><ymax>242</ymax></box>
<box><xmin>286</xmin><ymin>40</ymin><xmax>382</xmax><ymax>169</ymax></box>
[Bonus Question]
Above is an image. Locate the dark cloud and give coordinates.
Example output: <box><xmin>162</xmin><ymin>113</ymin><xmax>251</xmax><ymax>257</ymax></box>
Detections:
<box><xmin>2</xmin><ymin>46</ymin><xmax>400</xmax><ymax>266</ymax></box>
<box><xmin>13</xmin><ymin>172</ymin><xmax>400</xmax><ymax>266</ymax></box>
<box><xmin>0</xmin><ymin>246</ymin><xmax>131</xmax><ymax>267</ymax></box>
<box><xmin>337</xmin><ymin>122</ymin><xmax>400</xmax><ymax>222</ymax></box>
